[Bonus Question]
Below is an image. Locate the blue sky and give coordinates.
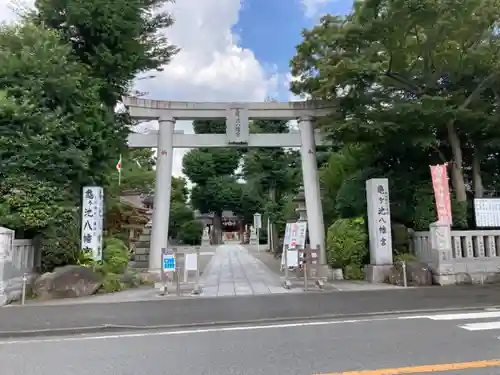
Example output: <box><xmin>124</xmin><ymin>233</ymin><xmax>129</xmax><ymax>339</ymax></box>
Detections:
<box><xmin>235</xmin><ymin>0</ymin><xmax>353</xmax><ymax>100</ymax></box>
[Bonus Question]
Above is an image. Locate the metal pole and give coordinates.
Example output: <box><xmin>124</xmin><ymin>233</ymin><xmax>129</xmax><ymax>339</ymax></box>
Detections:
<box><xmin>283</xmin><ymin>245</ymin><xmax>292</xmax><ymax>289</ymax></box>
<box><xmin>193</xmin><ymin>247</ymin><xmax>201</xmax><ymax>294</ymax></box>
<box><xmin>402</xmin><ymin>260</ymin><xmax>408</xmax><ymax>288</ymax></box>
<box><xmin>257</xmin><ymin>228</ymin><xmax>260</xmax><ymax>252</ymax></box>
<box><xmin>160</xmin><ymin>247</ymin><xmax>167</xmax><ymax>295</ymax></box>
<box><xmin>303</xmin><ymin>255</ymin><xmax>308</xmax><ymax>291</ymax></box>
<box><xmin>284</xmin><ymin>245</ymin><xmax>289</xmax><ymax>280</ymax></box>
<box><xmin>175</xmin><ymin>248</ymin><xmax>180</xmax><ymax>296</ymax></box>
<box><xmin>21</xmin><ymin>273</ymin><xmax>27</xmax><ymax>305</ymax></box>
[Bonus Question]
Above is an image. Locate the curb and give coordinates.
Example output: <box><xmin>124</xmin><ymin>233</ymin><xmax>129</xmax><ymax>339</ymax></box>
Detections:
<box><xmin>0</xmin><ymin>304</ymin><xmax>497</xmax><ymax>339</ymax></box>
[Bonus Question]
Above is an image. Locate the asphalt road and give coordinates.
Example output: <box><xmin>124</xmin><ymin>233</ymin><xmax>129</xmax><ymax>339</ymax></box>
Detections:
<box><xmin>2</xmin><ymin>310</ymin><xmax>500</xmax><ymax>375</ymax></box>
<box><xmin>2</xmin><ymin>284</ymin><xmax>500</xmax><ymax>337</ymax></box>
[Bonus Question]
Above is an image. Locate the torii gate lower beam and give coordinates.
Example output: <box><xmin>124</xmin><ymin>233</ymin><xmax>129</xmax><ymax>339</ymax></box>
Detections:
<box><xmin>123</xmin><ymin>97</ymin><xmax>333</xmax><ymax>275</ymax></box>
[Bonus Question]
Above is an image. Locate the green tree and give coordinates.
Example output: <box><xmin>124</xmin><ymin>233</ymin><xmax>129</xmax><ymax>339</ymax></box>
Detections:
<box><xmin>182</xmin><ymin>120</ymin><xmax>243</xmax><ymax>244</ymax></box>
<box><xmin>242</xmin><ymin>119</ymin><xmax>301</xmax><ymax>252</ymax></box>
<box><xmin>291</xmin><ymin>0</ymin><xmax>500</xmax><ymax>229</ymax></box>
<box><xmin>0</xmin><ymin>22</ymin><xmax>123</xmax><ymax>235</ymax></box>
<box><xmin>34</xmin><ymin>0</ymin><xmax>179</xmax><ymax>108</ymax></box>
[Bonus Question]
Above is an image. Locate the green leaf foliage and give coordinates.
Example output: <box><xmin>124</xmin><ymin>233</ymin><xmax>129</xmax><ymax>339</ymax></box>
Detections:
<box><xmin>35</xmin><ymin>0</ymin><xmax>179</xmax><ymax>106</ymax></box>
<box><xmin>179</xmin><ymin>220</ymin><xmax>204</xmax><ymax>246</ymax></box>
<box><xmin>326</xmin><ymin>217</ymin><xmax>369</xmax><ymax>271</ymax></box>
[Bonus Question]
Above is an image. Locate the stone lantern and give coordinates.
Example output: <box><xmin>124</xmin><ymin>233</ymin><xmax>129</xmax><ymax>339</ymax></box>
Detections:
<box><xmin>293</xmin><ymin>187</ymin><xmax>307</xmax><ymax>222</ymax></box>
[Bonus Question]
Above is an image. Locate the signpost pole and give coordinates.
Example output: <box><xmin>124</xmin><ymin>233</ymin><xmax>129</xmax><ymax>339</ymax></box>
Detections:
<box><xmin>160</xmin><ymin>247</ymin><xmax>167</xmax><ymax>295</ymax></box>
<box><xmin>283</xmin><ymin>245</ymin><xmax>290</xmax><ymax>289</ymax></box>
<box><xmin>174</xmin><ymin>248</ymin><xmax>180</xmax><ymax>296</ymax></box>
<box><xmin>303</xmin><ymin>248</ymin><xmax>309</xmax><ymax>291</ymax></box>
<box><xmin>253</xmin><ymin>213</ymin><xmax>262</xmax><ymax>252</ymax></box>
<box><xmin>257</xmin><ymin>227</ymin><xmax>260</xmax><ymax>252</ymax></box>
<box><xmin>192</xmin><ymin>247</ymin><xmax>202</xmax><ymax>295</ymax></box>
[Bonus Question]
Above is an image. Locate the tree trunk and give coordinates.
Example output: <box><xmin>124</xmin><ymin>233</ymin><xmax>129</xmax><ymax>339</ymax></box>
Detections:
<box><xmin>238</xmin><ymin>219</ymin><xmax>244</xmax><ymax>244</ymax></box>
<box><xmin>268</xmin><ymin>187</ymin><xmax>280</xmax><ymax>254</ymax></box>
<box><xmin>266</xmin><ymin>216</ymin><xmax>271</xmax><ymax>250</ymax></box>
<box><xmin>472</xmin><ymin>151</ymin><xmax>485</xmax><ymax>198</ymax></box>
<box><xmin>212</xmin><ymin>213</ymin><xmax>222</xmax><ymax>245</ymax></box>
<box><xmin>446</xmin><ymin>121</ymin><xmax>467</xmax><ymax>202</ymax></box>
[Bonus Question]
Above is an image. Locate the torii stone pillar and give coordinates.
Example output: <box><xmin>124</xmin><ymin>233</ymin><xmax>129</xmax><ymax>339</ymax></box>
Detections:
<box><xmin>299</xmin><ymin>116</ymin><xmax>326</xmax><ymax>265</ymax></box>
<box><xmin>149</xmin><ymin>117</ymin><xmax>175</xmax><ymax>271</ymax></box>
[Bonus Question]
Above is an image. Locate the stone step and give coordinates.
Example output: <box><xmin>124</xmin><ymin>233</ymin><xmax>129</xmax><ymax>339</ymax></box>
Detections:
<box><xmin>135</xmin><ymin>241</ymin><xmax>150</xmax><ymax>248</ymax></box>
<box><xmin>134</xmin><ymin>247</ymin><xmax>149</xmax><ymax>255</ymax></box>
<box><xmin>129</xmin><ymin>261</ymin><xmax>149</xmax><ymax>269</ymax></box>
<box><xmin>133</xmin><ymin>254</ymin><xmax>149</xmax><ymax>262</ymax></box>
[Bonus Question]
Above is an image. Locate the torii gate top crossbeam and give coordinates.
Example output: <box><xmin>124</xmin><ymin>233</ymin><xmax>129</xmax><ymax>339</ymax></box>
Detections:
<box><xmin>122</xmin><ymin>96</ymin><xmax>334</xmax><ymax>121</ymax></box>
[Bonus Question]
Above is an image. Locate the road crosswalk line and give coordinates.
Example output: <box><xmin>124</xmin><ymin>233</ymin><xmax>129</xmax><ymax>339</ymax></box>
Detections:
<box><xmin>459</xmin><ymin>321</ymin><xmax>500</xmax><ymax>331</ymax></box>
<box><xmin>425</xmin><ymin>311</ymin><xmax>500</xmax><ymax>321</ymax></box>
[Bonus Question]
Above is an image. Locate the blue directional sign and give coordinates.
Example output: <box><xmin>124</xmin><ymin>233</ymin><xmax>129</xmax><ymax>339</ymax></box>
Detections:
<box><xmin>163</xmin><ymin>254</ymin><xmax>176</xmax><ymax>271</ymax></box>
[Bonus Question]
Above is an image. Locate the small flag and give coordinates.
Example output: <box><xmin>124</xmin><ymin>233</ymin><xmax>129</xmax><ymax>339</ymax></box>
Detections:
<box><xmin>116</xmin><ymin>155</ymin><xmax>122</xmax><ymax>186</ymax></box>
<box><xmin>116</xmin><ymin>155</ymin><xmax>122</xmax><ymax>171</ymax></box>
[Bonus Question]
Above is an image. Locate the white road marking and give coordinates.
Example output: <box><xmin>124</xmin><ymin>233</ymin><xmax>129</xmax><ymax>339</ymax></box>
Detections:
<box><xmin>424</xmin><ymin>311</ymin><xmax>500</xmax><ymax>321</ymax></box>
<box><xmin>0</xmin><ymin>315</ymin><xmax>419</xmax><ymax>345</ymax></box>
<box><xmin>3</xmin><ymin>309</ymin><xmax>498</xmax><ymax>345</ymax></box>
<box><xmin>460</xmin><ymin>321</ymin><xmax>500</xmax><ymax>331</ymax></box>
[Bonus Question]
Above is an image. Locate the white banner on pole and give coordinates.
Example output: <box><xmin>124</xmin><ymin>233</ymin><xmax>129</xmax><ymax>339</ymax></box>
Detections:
<box><xmin>280</xmin><ymin>221</ymin><xmax>307</xmax><ymax>269</ymax></box>
<box><xmin>81</xmin><ymin>186</ymin><xmax>104</xmax><ymax>261</ymax></box>
<box><xmin>253</xmin><ymin>213</ymin><xmax>262</xmax><ymax>229</ymax></box>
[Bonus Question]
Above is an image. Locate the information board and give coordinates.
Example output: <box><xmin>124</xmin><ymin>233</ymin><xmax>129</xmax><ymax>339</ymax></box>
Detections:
<box><xmin>474</xmin><ymin>198</ymin><xmax>500</xmax><ymax>227</ymax></box>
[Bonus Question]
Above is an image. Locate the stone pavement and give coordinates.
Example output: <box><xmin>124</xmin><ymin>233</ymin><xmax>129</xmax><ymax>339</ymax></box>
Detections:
<box><xmin>200</xmin><ymin>244</ymin><xmax>301</xmax><ymax>296</ymax></box>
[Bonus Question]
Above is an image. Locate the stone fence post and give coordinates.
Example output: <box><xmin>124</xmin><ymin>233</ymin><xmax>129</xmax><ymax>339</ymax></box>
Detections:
<box><xmin>0</xmin><ymin>227</ymin><xmax>14</xmax><ymax>305</ymax></box>
<box><xmin>429</xmin><ymin>222</ymin><xmax>454</xmax><ymax>284</ymax></box>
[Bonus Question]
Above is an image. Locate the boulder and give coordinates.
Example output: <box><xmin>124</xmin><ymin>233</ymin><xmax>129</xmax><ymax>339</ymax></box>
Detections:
<box><xmin>33</xmin><ymin>265</ymin><xmax>103</xmax><ymax>300</ymax></box>
<box><xmin>388</xmin><ymin>261</ymin><xmax>433</xmax><ymax>286</ymax></box>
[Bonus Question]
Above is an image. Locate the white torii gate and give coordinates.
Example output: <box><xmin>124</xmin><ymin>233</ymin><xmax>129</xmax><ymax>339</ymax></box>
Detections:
<box><xmin>123</xmin><ymin>97</ymin><xmax>333</xmax><ymax>273</ymax></box>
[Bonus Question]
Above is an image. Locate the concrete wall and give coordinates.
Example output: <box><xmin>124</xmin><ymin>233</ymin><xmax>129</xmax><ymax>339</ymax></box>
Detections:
<box><xmin>0</xmin><ymin>227</ymin><xmax>36</xmax><ymax>305</ymax></box>
<box><xmin>410</xmin><ymin>229</ymin><xmax>500</xmax><ymax>284</ymax></box>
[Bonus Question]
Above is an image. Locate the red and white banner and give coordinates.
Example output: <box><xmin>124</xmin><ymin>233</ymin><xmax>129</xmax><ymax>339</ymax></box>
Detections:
<box><xmin>430</xmin><ymin>163</ymin><xmax>453</xmax><ymax>225</ymax></box>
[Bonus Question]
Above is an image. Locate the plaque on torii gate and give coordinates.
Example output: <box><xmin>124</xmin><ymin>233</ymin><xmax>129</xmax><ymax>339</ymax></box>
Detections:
<box><xmin>226</xmin><ymin>107</ymin><xmax>249</xmax><ymax>144</ymax></box>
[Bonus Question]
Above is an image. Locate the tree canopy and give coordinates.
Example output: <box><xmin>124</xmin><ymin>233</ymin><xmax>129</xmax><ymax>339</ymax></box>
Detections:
<box><xmin>182</xmin><ymin>120</ymin><xmax>244</xmax><ymax>243</ymax></box>
<box><xmin>0</xmin><ymin>0</ymin><xmax>179</xmax><ymax>270</ymax></box>
<box><xmin>291</xmin><ymin>0</ymin><xmax>500</xmax><ymax>231</ymax></box>
<box><xmin>34</xmin><ymin>0</ymin><xmax>179</xmax><ymax>107</ymax></box>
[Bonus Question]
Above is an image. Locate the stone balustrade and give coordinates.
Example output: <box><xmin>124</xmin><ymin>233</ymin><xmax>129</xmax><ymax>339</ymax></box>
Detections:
<box><xmin>410</xmin><ymin>229</ymin><xmax>500</xmax><ymax>284</ymax></box>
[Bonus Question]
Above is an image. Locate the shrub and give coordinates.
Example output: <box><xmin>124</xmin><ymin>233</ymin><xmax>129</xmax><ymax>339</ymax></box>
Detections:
<box><xmin>100</xmin><ymin>272</ymin><xmax>125</xmax><ymax>293</ymax></box>
<box><xmin>102</xmin><ymin>237</ymin><xmax>129</xmax><ymax>274</ymax></box>
<box><xmin>179</xmin><ymin>220</ymin><xmax>203</xmax><ymax>245</ymax></box>
<box><xmin>39</xmin><ymin>210</ymin><xmax>81</xmax><ymax>272</ymax></box>
<box><xmin>395</xmin><ymin>253</ymin><xmax>418</xmax><ymax>262</ymax></box>
<box><xmin>326</xmin><ymin>217</ymin><xmax>368</xmax><ymax>269</ymax></box>
<box><xmin>344</xmin><ymin>264</ymin><xmax>365</xmax><ymax>280</ymax></box>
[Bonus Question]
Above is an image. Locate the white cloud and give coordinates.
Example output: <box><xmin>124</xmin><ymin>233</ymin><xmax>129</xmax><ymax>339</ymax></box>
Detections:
<box><xmin>0</xmin><ymin>0</ymin><xmax>279</xmax><ymax>178</ymax></box>
<box><xmin>0</xmin><ymin>0</ymin><xmax>28</xmax><ymax>23</ymax></box>
<box><xmin>301</xmin><ymin>0</ymin><xmax>334</xmax><ymax>18</ymax></box>
<box><xmin>131</xmin><ymin>0</ymin><xmax>279</xmax><ymax>177</ymax></box>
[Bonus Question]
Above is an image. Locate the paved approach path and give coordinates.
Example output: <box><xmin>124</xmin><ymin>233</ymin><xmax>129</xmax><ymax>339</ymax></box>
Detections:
<box><xmin>200</xmin><ymin>244</ymin><xmax>299</xmax><ymax>297</ymax></box>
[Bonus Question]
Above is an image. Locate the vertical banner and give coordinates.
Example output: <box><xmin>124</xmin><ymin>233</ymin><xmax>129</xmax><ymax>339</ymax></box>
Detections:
<box><xmin>81</xmin><ymin>186</ymin><xmax>104</xmax><ymax>261</ymax></box>
<box><xmin>430</xmin><ymin>164</ymin><xmax>453</xmax><ymax>225</ymax></box>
